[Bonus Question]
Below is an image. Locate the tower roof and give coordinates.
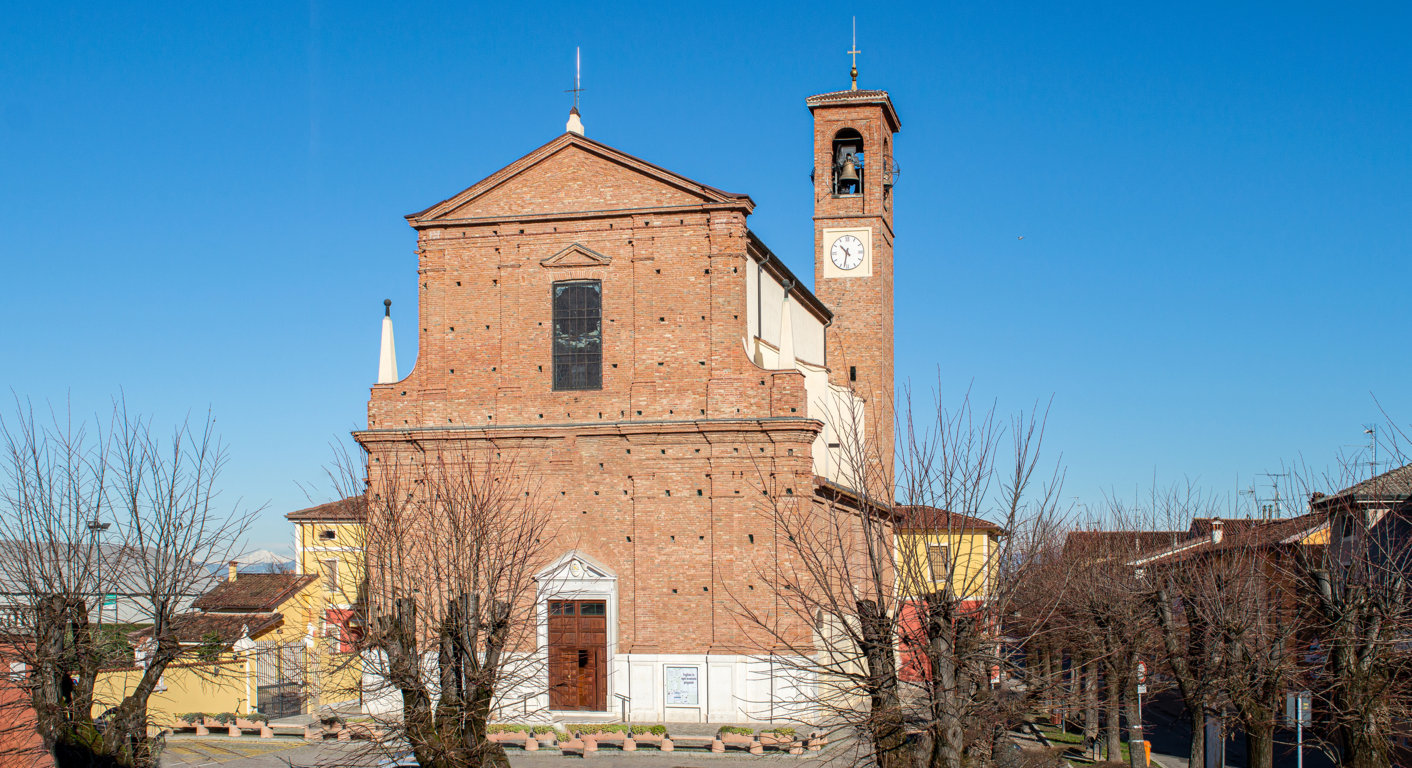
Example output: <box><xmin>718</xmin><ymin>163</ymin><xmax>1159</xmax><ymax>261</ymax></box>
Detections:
<box><xmin>806</xmin><ymin>89</ymin><xmax>901</xmax><ymax>132</ymax></box>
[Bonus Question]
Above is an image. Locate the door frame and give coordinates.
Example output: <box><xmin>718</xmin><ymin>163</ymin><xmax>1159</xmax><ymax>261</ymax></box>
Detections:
<box><xmin>536</xmin><ymin>550</ymin><xmax>618</xmax><ymax>714</ymax></box>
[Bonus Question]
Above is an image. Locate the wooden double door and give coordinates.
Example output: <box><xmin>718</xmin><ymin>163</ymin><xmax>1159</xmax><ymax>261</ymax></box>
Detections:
<box><xmin>547</xmin><ymin>600</ymin><xmax>607</xmax><ymax>711</ymax></box>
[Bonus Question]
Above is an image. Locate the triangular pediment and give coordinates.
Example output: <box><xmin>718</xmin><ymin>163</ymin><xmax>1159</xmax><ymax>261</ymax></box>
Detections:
<box><xmin>541</xmin><ymin>243</ymin><xmax>611</xmax><ymax>268</ymax></box>
<box><xmin>537</xmin><ymin>549</ymin><xmax>616</xmax><ymax>581</ymax></box>
<box><xmin>407</xmin><ymin>133</ymin><xmax>753</xmax><ymax>225</ymax></box>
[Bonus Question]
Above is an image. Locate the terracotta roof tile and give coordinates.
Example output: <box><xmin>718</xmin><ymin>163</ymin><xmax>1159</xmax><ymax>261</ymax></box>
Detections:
<box><xmin>192</xmin><ymin>573</ymin><xmax>316</xmax><ymax>613</ymax></box>
<box><xmin>1315</xmin><ymin>462</ymin><xmax>1412</xmax><ymax>507</ymax></box>
<box><xmin>895</xmin><ymin>505</ymin><xmax>1003</xmax><ymax>533</ymax></box>
<box><xmin>1133</xmin><ymin>513</ymin><xmax>1327</xmax><ymax>566</ymax></box>
<box><xmin>285</xmin><ymin>496</ymin><xmax>365</xmax><ymax>522</ymax></box>
<box><xmin>132</xmin><ymin>612</ymin><xmax>282</xmax><ymax>645</ymax></box>
<box><xmin>1063</xmin><ymin>530</ymin><xmax>1190</xmax><ymax>558</ymax></box>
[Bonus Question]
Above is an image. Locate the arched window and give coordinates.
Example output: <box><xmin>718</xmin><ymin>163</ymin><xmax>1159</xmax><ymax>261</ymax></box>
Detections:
<box><xmin>832</xmin><ymin>128</ymin><xmax>864</xmax><ymax>195</ymax></box>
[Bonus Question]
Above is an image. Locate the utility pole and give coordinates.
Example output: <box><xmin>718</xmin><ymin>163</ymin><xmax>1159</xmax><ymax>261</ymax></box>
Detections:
<box><xmin>88</xmin><ymin>518</ymin><xmax>111</xmax><ymax>624</ymax></box>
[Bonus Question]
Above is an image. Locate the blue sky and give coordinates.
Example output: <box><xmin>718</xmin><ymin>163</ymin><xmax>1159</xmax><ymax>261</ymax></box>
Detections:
<box><xmin>3</xmin><ymin>2</ymin><xmax>1408</xmax><ymax>550</ymax></box>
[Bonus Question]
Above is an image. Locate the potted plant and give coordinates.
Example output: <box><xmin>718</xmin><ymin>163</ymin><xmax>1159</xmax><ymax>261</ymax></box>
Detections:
<box><xmin>716</xmin><ymin>725</ymin><xmax>755</xmax><ymax>745</ymax></box>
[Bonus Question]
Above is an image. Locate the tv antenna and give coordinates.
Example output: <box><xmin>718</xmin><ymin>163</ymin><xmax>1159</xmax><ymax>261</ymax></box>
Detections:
<box><xmin>1258</xmin><ymin>472</ymin><xmax>1289</xmax><ymax>519</ymax></box>
<box><xmin>1364</xmin><ymin>425</ymin><xmax>1380</xmax><ymax>479</ymax></box>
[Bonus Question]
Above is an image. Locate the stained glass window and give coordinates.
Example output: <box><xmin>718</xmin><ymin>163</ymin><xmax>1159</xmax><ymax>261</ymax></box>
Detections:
<box><xmin>552</xmin><ymin>281</ymin><xmax>602</xmax><ymax>390</ymax></box>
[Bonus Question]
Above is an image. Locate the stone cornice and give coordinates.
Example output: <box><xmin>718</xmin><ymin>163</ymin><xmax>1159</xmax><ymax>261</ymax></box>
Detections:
<box><xmin>353</xmin><ymin>417</ymin><xmax>823</xmax><ymax>445</ymax></box>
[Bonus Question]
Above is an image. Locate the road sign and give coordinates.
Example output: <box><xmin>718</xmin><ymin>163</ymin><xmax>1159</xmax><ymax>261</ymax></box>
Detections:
<box><xmin>1287</xmin><ymin>691</ymin><xmax>1311</xmax><ymax>768</ymax></box>
<box><xmin>102</xmin><ymin>594</ymin><xmax>118</xmax><ymax>607</ymax></box>
<box><xmin>1286</xmin><ymin>691</ymin><xmax>1311</xmax><ymax>727</ymax></box>
<box><xmin>1137</xmin><ymin>660</ymin><xmax>1147</xmax><ymax>684</ymax></box>
<box><xmin>1137</xmin><ymin>684</ymin><xmax>1148</xmax><ymax>694</ymax></box>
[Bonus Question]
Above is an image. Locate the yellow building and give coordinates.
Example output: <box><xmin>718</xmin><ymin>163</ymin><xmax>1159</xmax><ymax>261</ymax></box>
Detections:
<box><xmin>287</xmin><ymin>497</ymin><xmax>365</xmax><ymax>648</ymax></box>
<box><xmin>893</xmin><ymin>506</ymin><xmax>1004</xmax><ymax>601</ymax></box>
<box><xmin>123</xmin><ymin>565</ymin><xmax>325</xmax><ymax>717</ymax></box>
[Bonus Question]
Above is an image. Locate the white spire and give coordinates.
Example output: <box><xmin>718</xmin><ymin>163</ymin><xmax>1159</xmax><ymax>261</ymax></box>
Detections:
<box><xmin>566</xmin><ymin>108</ymin><xmax>584</xmax><ymax>136</ymax></box>
<box><xmin>777</xmin><ymin>289</ymin><xmax>796</xmax><ymax>369</ymax></box>
<box><xmin>377</xmin><ymin>299</ymin><xmax>398</xmax><ymax>384</ymax></box>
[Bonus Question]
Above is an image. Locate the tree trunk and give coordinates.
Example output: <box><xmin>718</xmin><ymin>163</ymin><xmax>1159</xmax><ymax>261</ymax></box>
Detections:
<box><xmin>1243</xmin><ymin>719</ymin><xmax>1274</xmax><ymax>768</ymax></box>
<box><xmin>1188</xmin><ymin>705</ymin><xmax>1206</xmax><ymax>768</ymax></box>
<box><xmin>1105</xmin><ymin>671</ymin><xmax>1123</xmax><ymax>761</ymax></box>
<box><xmin>922</xmin><ymin>595</ymin><xmax>967</xmax><ymax>768</ymax></box>
<box><xmin>1125</xmin><ymin>686</ymin><xmax>1146</xmax><ymax>768</ymax></box>
<box><xmin>1344</xmin><ymin>723</ymin><xmax>1393</xmax><ymax>768</ymax></box>
<box><xmin>857</xmin><ymin>599</ymin><xmax>910</xmax><ymax>768</ymax></box>
<box><xmin>1083</xmin><ymin>658</ymin><xmax>1099</xmax><ymax>752</ymax></box>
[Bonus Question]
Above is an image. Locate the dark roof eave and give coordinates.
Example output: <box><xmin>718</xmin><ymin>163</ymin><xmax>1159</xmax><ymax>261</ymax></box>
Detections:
<box><xmin>805</xmin><ymin>90</ymin><xmax>902</xmax><ymax>133</ymax></box>
<box><xmin>746</xmin><ymin>231</ymin><xmax>832</xmax><ymax>324</ymax></box>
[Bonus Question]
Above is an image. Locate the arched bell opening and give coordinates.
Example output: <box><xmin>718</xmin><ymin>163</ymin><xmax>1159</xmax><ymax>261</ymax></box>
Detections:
<box><xmin>831</xmin><ymin>128</ymin><xmax>865</xmax><ymax>196</ymax></box>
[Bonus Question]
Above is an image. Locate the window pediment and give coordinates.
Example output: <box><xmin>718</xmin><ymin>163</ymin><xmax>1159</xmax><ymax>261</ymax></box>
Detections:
<box><xmin>541</xmin><ymin>243</ymin><xmax>612</xmax><ymax>268</ymax></box>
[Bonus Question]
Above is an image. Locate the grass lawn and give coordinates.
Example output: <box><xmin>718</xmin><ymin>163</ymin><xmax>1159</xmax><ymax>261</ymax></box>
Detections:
<box><xmin>1035</xmin><ymin>724</ymin><xmax>1130</xmax><ymax>763</ymax></box>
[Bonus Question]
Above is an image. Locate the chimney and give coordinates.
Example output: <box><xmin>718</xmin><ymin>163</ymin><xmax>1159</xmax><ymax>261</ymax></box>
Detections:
<box><xmin>228</xmin><ymin>561</ymin><xmax>239</xmax><ymax>582</ymax></box>
<box><xmin>1210</xmin><ymin>518</ymin><xmax>1224</xmax><ymax>544</ymax></box>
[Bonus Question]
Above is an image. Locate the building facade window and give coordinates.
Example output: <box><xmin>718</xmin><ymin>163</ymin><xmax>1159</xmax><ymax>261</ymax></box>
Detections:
<box><xmin>321</xmin><ymin>559</ymin><xmax>339</xmax><ymax>592</ymax></box>
<box><xmin>552</xmin><ymin>280</ymin><xmax>602</xmax><ymax>390</ymax></box>
<box><xmin>927</xmin><ymin>544</ymin><xmax>950</xmax><ymax>583</ymax></box>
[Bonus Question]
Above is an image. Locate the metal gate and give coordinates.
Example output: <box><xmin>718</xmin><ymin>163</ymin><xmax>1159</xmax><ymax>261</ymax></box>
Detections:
<box><xmin>254</xmin><ymin>641</ymin><xmax>306</xmax><ymax>718</ymax></box>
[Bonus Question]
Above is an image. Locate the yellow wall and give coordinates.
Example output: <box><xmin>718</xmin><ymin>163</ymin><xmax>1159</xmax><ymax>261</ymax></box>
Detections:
<box><xmin>94</xmin><ymin>649</ymin><xmax>364</xmax><ymax>723</ymax></box>
<box><xmin>94</xmin><ymin>660</ymin><xmax>252</xmax><ymax>724</ymax></box>
<box><xmin>312</xmin><ymin>652</ymin><xmax>363</xmax><ymax>708</ymax></box>
<box><xmin>895</xmin><ymin>529</ymin><xmax>997</xmax><ymax>599</ymax></box>
<box><xmin>296</xmin><ymin>521</ymin><xmax>365</xmax><ymax>608</ymax></box>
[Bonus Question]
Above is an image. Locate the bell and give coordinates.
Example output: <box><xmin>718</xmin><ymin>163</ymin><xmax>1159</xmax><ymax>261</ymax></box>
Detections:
<box><xmin>838</xmin><ymin>156</ymin><xmax>859</xmax><ymax>184</ymax></box>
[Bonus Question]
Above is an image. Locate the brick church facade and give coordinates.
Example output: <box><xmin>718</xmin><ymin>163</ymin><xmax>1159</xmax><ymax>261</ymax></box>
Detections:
<box><xmin>353</xmin><ymin>83</ymin><xmax>900</xmax><ymax>723</ymax></box>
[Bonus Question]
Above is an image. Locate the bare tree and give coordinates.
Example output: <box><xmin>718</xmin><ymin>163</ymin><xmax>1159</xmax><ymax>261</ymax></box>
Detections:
<box><xmin>1289</xmin><ymin>434</ymin><xmax>1412</xmax><ymax>768</ymax></box>
<box><xmin>1138</xmin><ymin>485</ymin><xmax>1315</xmax><ymax>768</ymax></box>
<box><xmin>730</xmin><ymin>389</ymin><xmax>1063</xmax><ymax>768</ymax></box>
<box><xmin>894</xmin><ymin>394</ymin><xmax>1064</xmax><ymax>768</ymax></box>
<box><xmin>0</xmin><ymin>399</ymin><xmax>252</xmax><ymax>768</ymax></box>
<box><xmin>331</xmin><ymin>440</ymin><xmax>557</xmax><ymax>768</ymax></box>
<box><xmin>1052</xmin><ymin>505</ymin><xmax>1166</xmax><ymax>768</ymax></box>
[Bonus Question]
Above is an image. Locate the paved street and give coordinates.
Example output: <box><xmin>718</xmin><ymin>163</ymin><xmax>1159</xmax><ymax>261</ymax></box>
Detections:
<box><xmin>1140</xmin><ymin>691</ymin><xmax>1335</xmax><ymax>768</ymax></box>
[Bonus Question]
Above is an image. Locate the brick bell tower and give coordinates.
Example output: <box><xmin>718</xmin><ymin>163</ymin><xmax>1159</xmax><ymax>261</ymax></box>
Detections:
<box><xmin>808</xmin><ymin>71</ymin><xmax>900</xmax><ymax>492</ymax></box>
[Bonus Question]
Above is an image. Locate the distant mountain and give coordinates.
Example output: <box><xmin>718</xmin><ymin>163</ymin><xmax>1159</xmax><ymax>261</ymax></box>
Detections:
<box><xmin>205</xmin><ymin>549</ymin><xmax>297</xmax><ymax>575</ymax></box>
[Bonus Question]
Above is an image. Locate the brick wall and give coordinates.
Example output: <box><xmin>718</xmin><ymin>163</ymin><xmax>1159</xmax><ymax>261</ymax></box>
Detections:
<box><xmin>356</xmin><ymin>135</ymin><xmax>836</xmax><ymax>654</ymax></box>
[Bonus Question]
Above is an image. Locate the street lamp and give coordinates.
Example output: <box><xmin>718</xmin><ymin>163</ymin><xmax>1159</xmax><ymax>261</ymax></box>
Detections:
<box><xmin>88</xmin><ymin>519</ymin><xmax>111</xmax><ymax>624</ymax></box>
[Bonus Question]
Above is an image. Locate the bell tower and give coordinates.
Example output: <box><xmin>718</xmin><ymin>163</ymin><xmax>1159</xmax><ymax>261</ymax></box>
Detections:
<box><xmin>808</xmin><ymin>83</ymin><xmax>900</xmax><ymax>490</ymax></box>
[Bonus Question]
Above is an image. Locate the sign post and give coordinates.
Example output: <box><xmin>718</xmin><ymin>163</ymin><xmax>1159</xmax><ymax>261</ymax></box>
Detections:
<box><xmin>1134</xmin><ymin>660</ymin><xmax>1149</xmax><ymax>766</ymax></box>
<box><xmin>1286</xmin><ymin>691</ymin><xmax>1311</xmax><ymax>768</ymax></box>
<box><xmin>1136</xmin><ymin>660</ymin><xmax>1148</xmax><ymax>725</ymax></box>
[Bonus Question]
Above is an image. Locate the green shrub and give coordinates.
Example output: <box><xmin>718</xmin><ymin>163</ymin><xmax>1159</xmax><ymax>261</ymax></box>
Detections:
<box><xmin>717</xmin><ymin>725</ymin><xmax>755</xmax><ymax>737</ymax></box>
<box><xmin>762</xmin><ymin>726</ymin><xmax>796</xmax><ymax>737</ymax></box>
<box><xmin>642</xmin><ymin>725</ymin><xmax>667</xmax><ymax>736</ymax></box>
<box><xmin>243</xmin><ymin>713</ymin><xmax>269</xmax><ymax>724</ymax></box>
<box><xmin>567</xmin><ymin>723</ymin><xmax>626</xmax><ymax>734</ymax></box>
<box><xmin>488</xmin><ymin>724</ymin><xmax>562</xmax><ymax>736</ymax></box>
<box><xmin>196</xmin><ymin>632</ymin><xmax>225</xmax><ymax>663</ymax></box>
<box><xmin>211</xmin><ymin>713</ymin><xmax>234</xmax><ymax>725</ymax></box>
<box><xmin>177</xmin><ymin>713</ymin><xmax>203</xmax><ymax>725</ymax></box>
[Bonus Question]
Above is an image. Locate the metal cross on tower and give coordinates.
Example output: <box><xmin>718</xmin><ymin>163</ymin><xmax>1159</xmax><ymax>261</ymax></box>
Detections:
<box><xmin>565</xmin><ymin>47</ymin><xmax>583</xmax><ymax>111</ymax></box>
<box><xmin>848</xmin><ymin>17</ymin><xmax>861</xmax><ymax>90</ymax></box>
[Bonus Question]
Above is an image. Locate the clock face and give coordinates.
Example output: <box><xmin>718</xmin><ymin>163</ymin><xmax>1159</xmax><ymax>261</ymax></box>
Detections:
<box><xmin>830</xmin><ymin>234</ymin><xmax>866</xmax><ymax>270</ymax></box>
